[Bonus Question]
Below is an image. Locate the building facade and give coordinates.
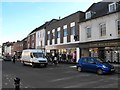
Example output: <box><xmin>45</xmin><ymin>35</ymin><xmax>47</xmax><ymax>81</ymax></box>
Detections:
<box><xmin>45</xmin><ymin>11</ymin><xmax>85</xmax><ymax>62</ymax></box>
<box><xmin>79</xmin><ymin>1</ymin><xmax>120</xmax><ymax>63</ymax></box>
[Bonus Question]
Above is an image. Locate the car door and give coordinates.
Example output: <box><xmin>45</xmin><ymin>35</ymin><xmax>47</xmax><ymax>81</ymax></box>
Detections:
<box><xmin>81</xmin><ymin>57</ymin><xmax>89</xmax><ymax>70</ymax></box>
<box><xmin>86</xmin><ymin>58</ymin><xmax>97</xmax><ymax>72</ymax></box>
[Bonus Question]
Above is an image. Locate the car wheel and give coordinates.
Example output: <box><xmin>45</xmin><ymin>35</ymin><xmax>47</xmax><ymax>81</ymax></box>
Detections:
<box><xmin>22</xmin><ymin>61</ymin><xmax>25</xmax><ymax>66</ymax></box>
<box><xmin>77</xmin><ymin>67</ymin><xmax>82</xmax><ymax>72</ymax></box>
<box><xmin>32</xmin><ymin>63</ymin><xmax>35</xmax><ymax>68</ymax></box>
<box><xmin>97</xmin><ymin>69</ymin><xmax>103</xmax><ymax>75</ymax></box>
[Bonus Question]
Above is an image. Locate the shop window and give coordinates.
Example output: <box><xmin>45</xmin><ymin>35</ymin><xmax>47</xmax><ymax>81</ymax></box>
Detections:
<box><xmin>99</xmin><ymin>23</ymin><xmax>106</xmax><ymax>36</ymax></box>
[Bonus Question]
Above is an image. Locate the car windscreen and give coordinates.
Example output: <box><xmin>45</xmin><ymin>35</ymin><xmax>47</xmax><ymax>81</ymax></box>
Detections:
<box><xmin>33</xmin><ymin>53</ymin><xmax>43</xmax><ymax>58</ymax></box>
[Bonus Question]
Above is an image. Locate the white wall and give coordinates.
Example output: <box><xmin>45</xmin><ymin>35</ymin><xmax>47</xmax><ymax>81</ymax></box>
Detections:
<box><xmin>80</xmin><ymin>12</ymin><xmax>120</xmax><ymax>43</ymax></box>
<box><xmin>36</xmin><ymin>28</ymin><xmax>45</xmax><ymax>49</ymax></box>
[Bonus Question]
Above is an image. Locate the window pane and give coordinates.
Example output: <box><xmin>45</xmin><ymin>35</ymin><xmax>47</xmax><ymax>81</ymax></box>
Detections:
<box><xmin>64</xmin><ymin>28</ymin><xmax>67</xmax><ymax>37</ymax></box>
<box><xmin>71</xmin><ymin>26</ymin><xmax>75</xmax><ymax>35</ymax></box>
<box><xmin>118</xmin><ymin>20</ymin><xmax>120</xmax><ymax>35</ymax></box>
<box><xmin>57</xmin><ymin>31</ymin><xmax>60</xmax><ymax>38</ymax></box>
<box><xmin>86</xmin><ymin>27</ymin><xmax>91</xmax><ymax>38</ymax></box>
<box><xmin>100</xmin><ymin>23</ymin><xmax>106</xmax><ymax>36</ymax></box>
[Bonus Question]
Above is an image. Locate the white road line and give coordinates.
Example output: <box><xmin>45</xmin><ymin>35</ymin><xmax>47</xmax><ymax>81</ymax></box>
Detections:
<box><xmin>69</xmin><ymin>65</ymin><xmax>76</xmax><ymax>68</ymax></box>
<box><xmin>50</xmin><ymin>75</ymin><xmax>80</xmax><ymax>82</ymax></box>
<box><xmin>64</xmin><ymin>79</ymin><xmax>104</xmax><ymax>88</ymax></box>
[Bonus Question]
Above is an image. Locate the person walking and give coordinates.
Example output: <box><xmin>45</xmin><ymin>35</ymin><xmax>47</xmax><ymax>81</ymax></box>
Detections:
<box><xmin>13</xmin><ymin>52</ymin><xmax>16</xmax><ymax>63</ymax></box>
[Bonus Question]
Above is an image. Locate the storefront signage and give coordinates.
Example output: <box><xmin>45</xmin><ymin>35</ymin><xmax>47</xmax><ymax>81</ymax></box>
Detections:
<box><xmin>89</xmin><ymin>42</ymin><xmax>120</xmax><ymax>47</ymax></box>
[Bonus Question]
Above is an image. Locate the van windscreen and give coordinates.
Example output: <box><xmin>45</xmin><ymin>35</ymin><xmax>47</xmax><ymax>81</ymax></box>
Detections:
<box><xmin>33</xmin><ymin>53</ymin><xmax>43</xmax><ymax>58</ymax></box>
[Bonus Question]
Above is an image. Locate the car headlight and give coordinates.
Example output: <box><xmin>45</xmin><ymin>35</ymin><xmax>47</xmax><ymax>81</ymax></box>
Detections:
<box><xmin>103</xmin><ymin>65</ymin><xmax>107</xmax><ymax>68</ymax></box>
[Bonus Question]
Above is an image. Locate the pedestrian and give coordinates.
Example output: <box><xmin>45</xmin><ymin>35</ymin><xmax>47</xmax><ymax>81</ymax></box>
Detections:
<box><xmin>13</xmin><ymin>53</ymin><xmax>16</xmax><ymax>63</ymax></box>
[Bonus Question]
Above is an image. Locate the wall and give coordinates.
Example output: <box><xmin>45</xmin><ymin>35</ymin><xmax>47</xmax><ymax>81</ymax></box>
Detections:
<box><xmin>80</xmin><ymin>12</ymin><xmax>119</xmax><ymax>43</ymax></box>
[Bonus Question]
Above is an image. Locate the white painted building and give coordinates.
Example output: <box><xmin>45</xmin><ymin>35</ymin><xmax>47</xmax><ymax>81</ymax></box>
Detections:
<box><xmin>36</xmin><ymin>27</ymin><xmax>46</xmax><ymax>50</ymax></box>
<box><xmin>79</xmin><ymin>1</ymin><xmax>120</xmax><ymax>63</ymax></box>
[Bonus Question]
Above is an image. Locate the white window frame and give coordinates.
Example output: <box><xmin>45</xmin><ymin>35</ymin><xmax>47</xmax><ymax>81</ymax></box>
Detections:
<box><xmin>109</xmin><ymin>3</ymin><xmax>117</xmax><ymax>12</ymax></box>
<box><xmin>57</xmin><ymin>27</ymin><xmax>60</xmax><ymax>38</ymax></box>
<box><xmin>85</xmin><ymin>11</ymin><xmax>92</xmax><ymax>19</ymax></box>
<box><xmin>99</xmin><ymin>23</ymin><xmax>106</xmax><ymax>37</ymax></box>
<box><xmin>63</xmin><ymin>25</ymin><xmax>67</xmax><ymax>37</ymax></box>
<box><xmin>47</xmin><ymin>31</ymin><xmax>50</xmax><ymax>40</ymax></box>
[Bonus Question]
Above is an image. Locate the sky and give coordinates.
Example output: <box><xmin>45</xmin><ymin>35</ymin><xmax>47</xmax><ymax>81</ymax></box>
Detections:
<box><xmin>0</xmin><ymin>0</ymin><xmax>102</xmax><ymax>46</ymax></box>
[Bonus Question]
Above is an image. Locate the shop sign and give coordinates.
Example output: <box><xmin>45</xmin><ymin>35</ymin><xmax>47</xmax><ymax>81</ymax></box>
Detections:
<box><xmin>89</xmin><ymin>42</ymin><xmax>120</xmax><ymax>47</ymax></box>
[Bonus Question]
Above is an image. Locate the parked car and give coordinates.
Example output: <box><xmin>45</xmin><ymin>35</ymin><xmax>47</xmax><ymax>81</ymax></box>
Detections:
<box><xmin>76</xmin><ymin>57</ymin><xmax>115</xmax><ymax>75</ymax></box>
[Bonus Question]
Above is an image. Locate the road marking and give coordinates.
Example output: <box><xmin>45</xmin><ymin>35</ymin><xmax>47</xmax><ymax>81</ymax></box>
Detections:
<box><xmin>64</xmin><ymin>79</ymin><xmax>104</xmax><ymax>88</ymax></box>
<box><xmin>69</xmin><ymin>65</ymin><xmax>76</xmax><ymax>68</ymax></box>
<box><xmin>50</xmin><ymin>75</ymin><xmax>80</xmax><ymax>82</ymax></box>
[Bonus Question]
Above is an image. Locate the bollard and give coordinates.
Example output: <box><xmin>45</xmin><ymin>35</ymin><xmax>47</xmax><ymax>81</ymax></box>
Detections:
<box><xmin>14</xmin><ymin>77</ymin><xmax>20</xmax><ymax>90</ymax></box>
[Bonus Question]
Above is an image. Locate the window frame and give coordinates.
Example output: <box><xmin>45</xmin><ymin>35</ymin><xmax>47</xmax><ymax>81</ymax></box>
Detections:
<box><xmin>86</xmin><ymin>27</ymin><xmax>91</xmax><ymax>38</ymax></box>
<box><xmin>99</xmin><ymin>23</ymin><xmax>106</xmax><ymax>37</ymax></box>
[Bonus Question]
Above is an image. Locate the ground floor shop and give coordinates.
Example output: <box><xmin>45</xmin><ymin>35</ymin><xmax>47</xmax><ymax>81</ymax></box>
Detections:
<box><xmin>45</xmin><ymin>39</ymin><xmax>120</xmax><ymax>63</ymax></box>
<box><xmin>79</xmin><ymin>39</ymin><xmax>120</xmax><ymax>63</ymax></box>
<box><xmin>45</xmin><ymin>42</ymin><xmax>80</xmax><ymax>63</ymax></box>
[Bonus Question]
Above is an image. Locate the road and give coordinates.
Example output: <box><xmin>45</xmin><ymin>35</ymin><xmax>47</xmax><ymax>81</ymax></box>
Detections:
<box><xmin>1</xmin><ymin>59</ymin><xmax>120</xmax><ymax>89</ymax></box>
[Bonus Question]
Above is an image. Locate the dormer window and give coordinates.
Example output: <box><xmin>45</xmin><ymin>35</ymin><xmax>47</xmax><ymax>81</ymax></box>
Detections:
<box><xmin>85</xmin><ymin>11</ymin><xmax>96</xmax><ymax>19</ymax></box>
<box><xmin>109</xmin><ymin>3</ymin><xmax>118</xmax><ymax>12</ymax></box>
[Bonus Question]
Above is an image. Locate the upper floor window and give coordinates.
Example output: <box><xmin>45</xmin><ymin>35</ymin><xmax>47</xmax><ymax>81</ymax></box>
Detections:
<box><xmin>86</xmin><ymin>27</ymin><xmax>91</xmax><ymax>38</ymax></box>
<box><xmin>64</xmin><ymin>28</ymin><xmax>67</xmax><ymax>37</ymax></box>
<box><xmin>117</xmin><ymin>20</ymin><xmax>120</xmax><ymax>35</ymax></box>
<box><xmin>57</xmin><ymin>27</ymin><xmax>60</xmax><ymax>38</ymax></box>
<box><xmin>32</xmin><ymin>35</ymin><xmax>34</xmax><ymax>41</ymax></box>
<box><xmin>85</xmin><ymin>11</ymin><xmax>96</xmax><ymax>19</ymax></box>
<box><xmin>47</xmin><ymin>34</ymin><xmax>50</xmax><ymax>40</ymax></box>
<box><xmin>57</xmin><ymin>31</ymin><xmax>60</xmax><ymax>38</ymax></box>
<box><xmin>71</xmin><ymin>26</ymin><xmax>75</xmax><ymax>35</ymax></box>
<box><xmin>86</xmin><ymin>11</ymin><xmax>92</xmax><ymax>19</ymax></box>
<box><xmin>109</xmin><ymin>3</ymin><xmax>118</xmax><ymax>12</ymax></box>
<box><xmin>63</xmin><ymin>25</ymin><xmax>67</xmax><ymax>37</ymax></box>
<box><xmin>52</xmin><ymin>29</ymin><xmax>55</xmax><ymax>39</ymax></box>
<box><xmin>99</xmin><ymin>23</ymin><xmax>106</xmax><ymax>36</ymax></box>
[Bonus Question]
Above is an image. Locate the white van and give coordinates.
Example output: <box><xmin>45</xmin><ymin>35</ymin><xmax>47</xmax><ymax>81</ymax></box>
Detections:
<box><xmin>20</xmin><ymin>49</ymin><xmax>48</xmax><ymax>67</ymax></box>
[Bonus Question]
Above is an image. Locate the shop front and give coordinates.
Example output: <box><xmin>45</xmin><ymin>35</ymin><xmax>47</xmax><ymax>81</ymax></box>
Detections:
<box><xmin>79</xmin><ymin>39</ymin><xmax>120</xmax><ymax>63</ymax></box>
<box><xmin>45</xmin><ymin>42</ymin><xmax>80</xmax><ymax>63</ymax></box>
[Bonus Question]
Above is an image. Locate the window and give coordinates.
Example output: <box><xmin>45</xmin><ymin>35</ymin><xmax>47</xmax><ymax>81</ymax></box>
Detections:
<box><xmin>109</xmin><ymin>3</ymin><xmax>118</xmax><ymax>12</ymax></box>
<box><xmin>32</xmin><ymin>35</ymin><xmax>34</xmax><ymax>41</ymax></box>
<box><xmin>86</xmin><ymin>11</ymin><xmax>92</xmax><ymax>19</ymax></box>
<box><xmin>71</xmin><ymin>26</ymin><xmax>75</xmax><ymax>35</ymax></box>
<box><xmin>117</xmin><ymin>20</ymin><xmax>120</xmax><ymax>35</ymax></box>
<box><xmin>57</xmin><ymin>31</ymin><xmax>60</xmax><ymax>38</ymax></box>
<box><xmin>47</xmin><ymin>34</ymin><xmax>50</xmax><ymax>40</ymax></box>
<box><xmin>64</xmin><ymin>28</ymin><xmax>67</xmax><ymax>37</ymax></box>
<box><xmin>99</xmin><ymin>23</ymin><xmax>106</xmax><ymax>36</ymax></box>
<box><xmin>86</xmin><ymin>27</ymin><xmax>91</xmax><ymax>38</ymax></box>
<box><xmin>52</xmin><ymin>32</ymin><xmax>55</xmax><ymax>39</ymax></box>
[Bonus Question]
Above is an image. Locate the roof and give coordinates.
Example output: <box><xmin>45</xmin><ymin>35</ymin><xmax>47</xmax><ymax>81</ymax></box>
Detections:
<box><xmin>81</xmin><ymin>1</ymin><xmax>120</xmax><ymax>22</ymax></box>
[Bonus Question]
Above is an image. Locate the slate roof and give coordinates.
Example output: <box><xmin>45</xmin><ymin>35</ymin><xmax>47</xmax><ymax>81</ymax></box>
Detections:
<box><xmin>81</xmin><ymin>1</ymin><xmax>120</xmax><ymax>22</ymax></box>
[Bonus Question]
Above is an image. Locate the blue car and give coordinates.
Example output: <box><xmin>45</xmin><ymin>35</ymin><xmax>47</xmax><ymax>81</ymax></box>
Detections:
<box><xmin>76</xmin><ymin>57</ymin><xmax>115</xmax><ymax>75</ymax></box>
